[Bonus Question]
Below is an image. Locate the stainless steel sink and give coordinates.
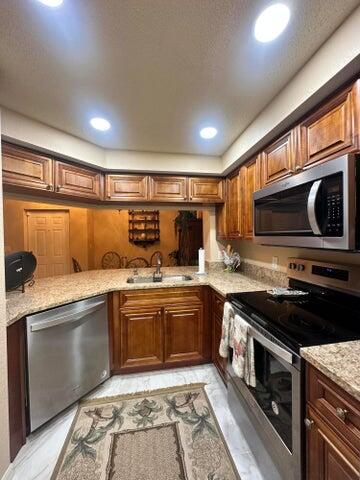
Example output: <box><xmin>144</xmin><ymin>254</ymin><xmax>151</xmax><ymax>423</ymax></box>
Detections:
<box><xmin>126</xmin><ymin>274</ymin><xmax>193</xmax><ymax>284</ymax></box>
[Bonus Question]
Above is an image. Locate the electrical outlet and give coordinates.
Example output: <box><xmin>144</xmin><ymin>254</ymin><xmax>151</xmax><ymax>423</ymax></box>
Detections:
<box><xmin>272</xmin><ymin>256</ymin><xmax>279</xmax><ymax>270</ymax></box>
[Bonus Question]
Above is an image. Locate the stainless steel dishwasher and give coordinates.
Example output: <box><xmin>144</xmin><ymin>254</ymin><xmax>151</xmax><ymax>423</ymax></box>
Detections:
<box><xmin>26</xmin><ymin>294</ymin><xmax>110</xmax><ymax>431</ymax></box>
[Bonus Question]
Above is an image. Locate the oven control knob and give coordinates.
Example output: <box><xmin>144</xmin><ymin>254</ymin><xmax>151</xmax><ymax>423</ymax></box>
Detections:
<box><xmin>289</xmin><ymin>262</ymin><xmax>296</xmax><ymax>270</ymax></box>
<box><xmin>296</xmin><ymin>264</ymin><xmax>305</xmax><ymax>272</ymax></box>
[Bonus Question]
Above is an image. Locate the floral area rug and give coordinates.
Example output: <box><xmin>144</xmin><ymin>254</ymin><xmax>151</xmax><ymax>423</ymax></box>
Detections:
<box><xmin>51</xmin><ymin>383</ymin><xmax>241</xmax><ymax>480</ymax></box>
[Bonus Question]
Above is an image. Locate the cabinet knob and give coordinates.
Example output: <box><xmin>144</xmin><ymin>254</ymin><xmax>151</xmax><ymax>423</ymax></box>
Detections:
<box><xmin>304</xmin><ymin>418</ymin><xmax>314</xmax><ymax>431</ymax></box>
<box><xmin>295</xmin><ymin>165</ymin><xmax>302</xmax><ymax>172</ymax></box>
<box><xmin>56</xmin><ymin>185</ymin><xmax>61</xmax><ymax>192</ymax></box>
<box><xmin>336</xmin><ymin>407</ymin><xmax>348</xmax><ymax>422</ymax></box>
<box><xmin>46</xmin><ymin>184</ymin><xmax>53</xmax><ymax>190</ymax></box>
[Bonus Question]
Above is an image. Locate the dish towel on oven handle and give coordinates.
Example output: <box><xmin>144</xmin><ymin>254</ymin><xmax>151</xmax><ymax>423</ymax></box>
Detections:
<box><xmin>219</xmin><ymin>301</ymin><xmax>235</xmax><ymax>357</ymax></box>
<box><xmin>232</xmin><ymin>313</ymin><xmax>256</xmax><ymax>387</ymax></box>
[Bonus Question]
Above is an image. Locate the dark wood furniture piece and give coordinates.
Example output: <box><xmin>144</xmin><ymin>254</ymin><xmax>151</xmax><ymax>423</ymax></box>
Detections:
<box><xmin>188</xmin><ymin>177</ymin><xmax>224</xmax><ymax>203</ymax></box>
<box><xmin>211</xmin><ymin>290</ymin><xmax>227</xmax><ymax>384</ymax></box>
<box><xmin>54</xmin><ymin>160</ymin><xmax>103</xmax><ymax>200</ymax></box>
<box><xmin>111</xmin><ymin>286</ymin><xmax>211</xmax><ymax>373</ymax></box>
<box><xmin>149</xmin><ymin>176</ymin><xmax>188</xmax><ymax>202</ymax></box>
<box><xmin>305</xmin><ymin>363</ymin><xmax>360</xmax><ymax>480</ymax></box>
<box><xmin>2</xmin><ymin>143</ymin><xmax>53</xmax><ymax>192</ymax></box>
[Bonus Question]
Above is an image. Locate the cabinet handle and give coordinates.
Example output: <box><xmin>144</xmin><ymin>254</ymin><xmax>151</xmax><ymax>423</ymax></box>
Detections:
<box><xmin>56</xmin><ymin>185</ymin><xmax>61</xmax><ymax>192</ymax></box>
<box><xmin>336</xmin><ymin>407</ymin><xmax>348</xmax><ymax>422</ymax></box>
<box><xmin>304</xmin><ymin>418</ymin><xmax>314</xmax><ymax>431</ymax></box>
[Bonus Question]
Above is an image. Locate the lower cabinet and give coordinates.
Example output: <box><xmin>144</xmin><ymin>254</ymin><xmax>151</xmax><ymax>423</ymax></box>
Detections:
<box><xmin>120</xmin><ymin>308</ymin><xmax>163</xmax><ymax>369</ymax></box>
<box><xmin>211</xmin><ymin>291</ymin><xmax>227</xmax><ymax>384</ymax></box>
<box><xmin>112</xmin><ymin>287</ymin><xmax>211</xmax><ymax>373</ymax></box>
<box><xmin>305</xmin><ymin>364</ymin><xmax>360</xmax><ymax>480</ymax></box>
<box><xmin>164</xmin><ymin>305</ymin><xmax>203</xmax><ymax>363</ymax></box>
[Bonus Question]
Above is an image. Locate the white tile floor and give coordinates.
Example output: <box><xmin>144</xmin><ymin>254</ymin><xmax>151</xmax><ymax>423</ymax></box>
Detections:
<box><xmin>9</xmin><ymin>365</ymin><xmax>263</xmax><ymax>480</ymax></box>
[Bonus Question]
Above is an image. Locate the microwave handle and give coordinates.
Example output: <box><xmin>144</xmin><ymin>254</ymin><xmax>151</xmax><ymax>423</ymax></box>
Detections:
<box><xmin>307</xmin><ymin>179</ymin><xmax>322</xmax><ymax>235</ymax></box>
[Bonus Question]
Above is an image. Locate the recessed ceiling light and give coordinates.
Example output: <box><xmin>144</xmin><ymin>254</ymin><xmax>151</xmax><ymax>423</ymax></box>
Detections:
<box><xmin>200</xmin><ymin>127</ymin><xmax>218</xmax><ymax>139</ymax></box>
<box><xmin>90</xmin><ymin>117</ymin><xmax>111</xmax><ymax>131</ymax></box>
<box><xmin>254</xmin><ymin>3</ymin><xmax>290</xmax><ymax>43</ymax></box>
<box><xmin>37</xmin><ymin>0</ymin><xmax>64</xmax><ymax>7</ymax></box>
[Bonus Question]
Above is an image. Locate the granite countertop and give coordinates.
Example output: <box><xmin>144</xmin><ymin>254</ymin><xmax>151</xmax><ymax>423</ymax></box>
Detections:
<box><xmin>6</xmin><ymin>266</ymin><xmax>273</xmax><ymax>326</ymax></box>
<box><xmin>301</xmin><ymin>341</ymin><xmax>360</xmax><ymax>402</ymax></box>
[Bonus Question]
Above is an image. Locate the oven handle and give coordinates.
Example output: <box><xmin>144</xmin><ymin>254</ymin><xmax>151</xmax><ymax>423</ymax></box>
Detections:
<box><xmin>307</xmin><ymin>179</ymin><xmax>322</xmax><ymax>235</ymax></box>
<box><xmin>249</xmin><ymin>325</ymin><xmax>294</xmax><ymax>365</ymax></box>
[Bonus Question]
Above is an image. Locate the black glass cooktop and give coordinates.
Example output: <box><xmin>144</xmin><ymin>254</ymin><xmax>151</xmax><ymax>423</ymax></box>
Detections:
<box><xmin>228</xmin><ymin>279</ymin><xmax>360</xmax><ymax>353</ymax></box>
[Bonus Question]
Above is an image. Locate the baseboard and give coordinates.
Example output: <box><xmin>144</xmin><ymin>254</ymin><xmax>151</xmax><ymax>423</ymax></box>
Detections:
<box><xmin>1</xmin><ymin>463</ymin><xmax>14</xmax><ymax>480</ymax></box>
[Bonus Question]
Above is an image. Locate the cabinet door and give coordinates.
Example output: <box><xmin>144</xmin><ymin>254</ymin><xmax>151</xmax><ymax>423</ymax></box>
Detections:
<box><xmin>164</xmin><ymin>305</ymin><xmax>203</xmax><ymax>363</ymax></box>
<box><xmin>226</xmin><ymin>171</ymin><xmax>242</xmax><ymax>238</ymax></box>
<box><xmin>149</xmin><ymin>176</ymin><xmax>188</xmax><ymax>202</ymax></box>
<box><xmin>261</xmin><ymin>130</ymin><xmax>298</xmax><ymax>186</ymax></box>
<box><xmin>242</xmin><ymin>156</ymin><xmax>261</xmax><ymax>239</ymax></box>
<box><xmin>120</xmin><ymin>308</ymin><xmax>163</xmax><ymax>369</ymax></box>
<box><xmin>306</xmin><ymin>407</ymin><xmax>359</xmax><ymax>480</ymax></box>
<box><xmin>55</xmin><ymin>161</ymin><xmax>102</xmax><ymax>200</ymax></box>
<box><xmin>105</xmin><ymin>174</ymin><xmax>149</xmax><ymax>201</ymax></box>
<box><xmin>300</xmin><ymin>81</ymin><xmax>360</xmax><ymax>169</ymax></box>
<box><xmin>188</xmin><ymin>177</ymin><xmax>224</xmax><ymax>203</ymax></box>
<box><xmin>2</xmin><ymin>143</ymin><xmax>53</xmax><ymax>192</ymax></box>
<box><xmin>216</xmin><ymin>203</ymin><xmax>227</xmax><ymax>239</ymax></box>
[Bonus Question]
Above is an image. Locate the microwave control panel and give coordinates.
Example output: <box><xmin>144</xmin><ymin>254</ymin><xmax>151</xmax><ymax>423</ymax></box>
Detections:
<box><xmin>324</xmin><ymin>187</ymin><xmax>343</xmax><ymax>236</ymax></box>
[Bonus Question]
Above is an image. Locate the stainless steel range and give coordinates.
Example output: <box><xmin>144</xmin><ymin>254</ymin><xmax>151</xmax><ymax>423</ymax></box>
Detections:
<box><xmin>227</xmin><ymin>259</ymin><xmax>360</xmax><ymax>480</ymax></box>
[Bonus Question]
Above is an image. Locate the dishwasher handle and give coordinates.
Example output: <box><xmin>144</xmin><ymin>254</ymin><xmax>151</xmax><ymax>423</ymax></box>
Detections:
<box><xmin>30</xmin><ymin>300</ymin><xmax>106</xmax><ymax>332</ymax></box>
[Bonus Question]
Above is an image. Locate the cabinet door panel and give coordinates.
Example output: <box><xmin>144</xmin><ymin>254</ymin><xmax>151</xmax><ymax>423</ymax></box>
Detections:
<box><xmin>226</xmin><ymin>172</ymin><xmax>242</xmax><ymax>238</ymax></box>
<box><xmin>300</xmin><ymin>81</ymin><xmax>360</xmax><ymax>169</ymax></box>
<box><xmin>261</xmin><ymin>130</ymin><xmax>298</xmax><ymax>186</ymax></box>
<box><xmin>106</xmin><ymin>174</ymin><xmax>149</xmax><ymax>201</ymax></box>
<box><xmin>120</xmin><ymin>308</ymin><xmax>163</xmax><ymax>368</ymax></box>
<box><xmin>189</xmin><ymin>177</ymin><xmax>224</xmax><ymax>203</ymax></box>
<box><xmin>2</xmin><ymin>143</ymin><xmax>53</xmax><ymax>192</ymax></box>
<box><xmin>164</xmin><ymin>305</ymin><xmax>203</xmax><ymax>363</ymax></box>
<box><xmin>306</xmin><ymin>407</ymin><xmax>359</xmax><ymax>480</ymax></box>
<box><xmin>149</xmin><ymin>176</ymin><xmax>187</xmax><ymax>202</ymax></box>
<box><xmin>242</xmin><ymin>156</ymin><xmax>260</xmax><ymax>239</ymax></box>
<box><xmin>55</xmin><ymin>161</ymin><xmax>102</xmax><ymax>199</ymax></box>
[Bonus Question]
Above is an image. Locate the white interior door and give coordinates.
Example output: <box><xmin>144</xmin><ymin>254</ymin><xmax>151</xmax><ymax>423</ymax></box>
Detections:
<box><xmin>25</xmin><ymin>210</ymin><xmax>70</xmax><ymax>278</ymax></box>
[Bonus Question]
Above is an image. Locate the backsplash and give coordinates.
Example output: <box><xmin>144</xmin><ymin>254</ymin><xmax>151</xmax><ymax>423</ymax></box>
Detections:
<box><xmin>239</xmin><ymin>260</ymin><xmax>288</xmax><ymax>287</ymax></box>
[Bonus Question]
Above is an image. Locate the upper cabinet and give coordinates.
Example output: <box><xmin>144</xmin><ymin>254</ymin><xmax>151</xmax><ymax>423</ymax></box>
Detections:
<box><xmin>261</xmin><ymin>129</ymin><xmax>299</xmax><ymax>186</ymax></box>
<box><xmin>242</xmin><ymin>156</ymin><xmax>261</xmax><ymax>239</ymax></box>
<box><xmin>188</xmin><ymin>177</ymin><xmax>224</xmax><ymax>203</ymax></box>
<box><xmin>226</xmin><ymin>170</ymin><xmax>243</xmax><ymax>239</ymax></box>
<box><xmin>300</xmin><ymin>80</ymin><xmax>360</xmax><ymax>170</ymax></box>
<box><xmin>105</xmin><ymin>174</ymin><xmax>149</xmax><ymax>201</ymax></box>
<box><xmin>2</xmin><ymin>143</ymin><xmax>53</xmax><ymax>192</ymax></box>
<box><xmin>149</xmin><ymin>176</ymin><xmax>187</xmax><ymax>202</ymax></box>
<box><xmin>55</xmin><ymin>161</ymin><xmax>103</xmax><ymax>200</ymax></box>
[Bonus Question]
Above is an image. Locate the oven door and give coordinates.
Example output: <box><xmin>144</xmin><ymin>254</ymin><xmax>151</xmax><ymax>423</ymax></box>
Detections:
<box><xmin>253</xmin><ymin>154</ymin><xmax>355</xmax><ymax>249</ymax></box>
<box><xmin>227</xmin><ymin>318</ymin><xmax>302</xmax><ymax>480</ymax></box>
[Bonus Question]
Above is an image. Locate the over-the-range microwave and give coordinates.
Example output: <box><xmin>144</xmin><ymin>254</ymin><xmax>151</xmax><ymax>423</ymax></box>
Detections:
<box><xmin>253</xmin><ymin>154</ymin><xmax>359</xmax><ymax>250</ymax></box>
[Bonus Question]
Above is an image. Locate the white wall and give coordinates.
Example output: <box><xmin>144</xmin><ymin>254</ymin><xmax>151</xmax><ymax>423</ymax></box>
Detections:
<box><xmin>1</xmin><ymin>108</ymin><xmax>222</xmax><ymax>175</ymax></box>
<box><xmin>222</xmin><ymin>5</ymin><xmax>360</xmax><ymax>171</ymax></box>
<box><xmin>0</xmin><ymin>109</ymin><xmax>10</xmax><ymax>477</ymax></box>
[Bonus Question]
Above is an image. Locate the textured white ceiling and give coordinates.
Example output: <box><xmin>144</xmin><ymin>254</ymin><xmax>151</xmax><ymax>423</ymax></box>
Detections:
<box><xmin>0</xmin><ymin>0</ymin><xmax>358</xmax><ymax>155</ymax></box>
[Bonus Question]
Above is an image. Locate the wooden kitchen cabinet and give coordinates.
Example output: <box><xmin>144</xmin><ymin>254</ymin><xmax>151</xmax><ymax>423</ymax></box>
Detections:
<box><xmin>305</xmin><ymin>364</ymin><xmax>360</xmax><ymax>479</ymax></box>
<box><xmin>300</xmin><ymin>80</ymin><xmax>360</xmax><ymax>170</ymax></box>
<box><xmin>188</xmin><ymin>177</ymin><xmax>224</xmax><ymax>203</ymax></box>
<box><xmin>54</xmin><ymin>160</ymin><xmax>103</xmax><ymax>200</ymax></box>
<box><xmin>242</xmin><ymin>156</ymin><xmax>261</xmax><ymax>239</ymax></box>
<box><xmin>120</xmin><ymin>307</ymin><xmax>163</xmax><ymax>369</ymax></box>
<box><xmin>164</xmin><ymin>305</ymin><xmax>203</xmax><ymax>364</ymax></box>
<box><xmin>105</xmin><ymin>174</ymin><xmax>149</xmax><ymax>201</ymax></box>
<box><xmin>2</xmin><ymin>142</ymin><xmax>53</xmax><ymax>192</ymax></box>
<box><xmin>149</xmin><ymin>175</ymin><xmax>188</xmax><ymax>202</ymax></box>
<box><xmin>112</xmin><ymin>286</ymin><xmax>210</xmax><ymax>373</ymax></box>
<box><xmin>226</xmin><ymin>170</ymin><xmax>243</xmax><ymax>238</ymax></box>
<box><xmin>261</xmin><ymin>129</ymin><xmax>299</xmax><ymax>186</ymax></box>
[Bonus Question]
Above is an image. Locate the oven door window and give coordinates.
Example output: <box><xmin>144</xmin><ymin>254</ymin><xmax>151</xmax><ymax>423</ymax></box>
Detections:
<box><xmin>248</xmin><ymin>339</ymin><xmax>293</xmax><ymax>452</ymax></box>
